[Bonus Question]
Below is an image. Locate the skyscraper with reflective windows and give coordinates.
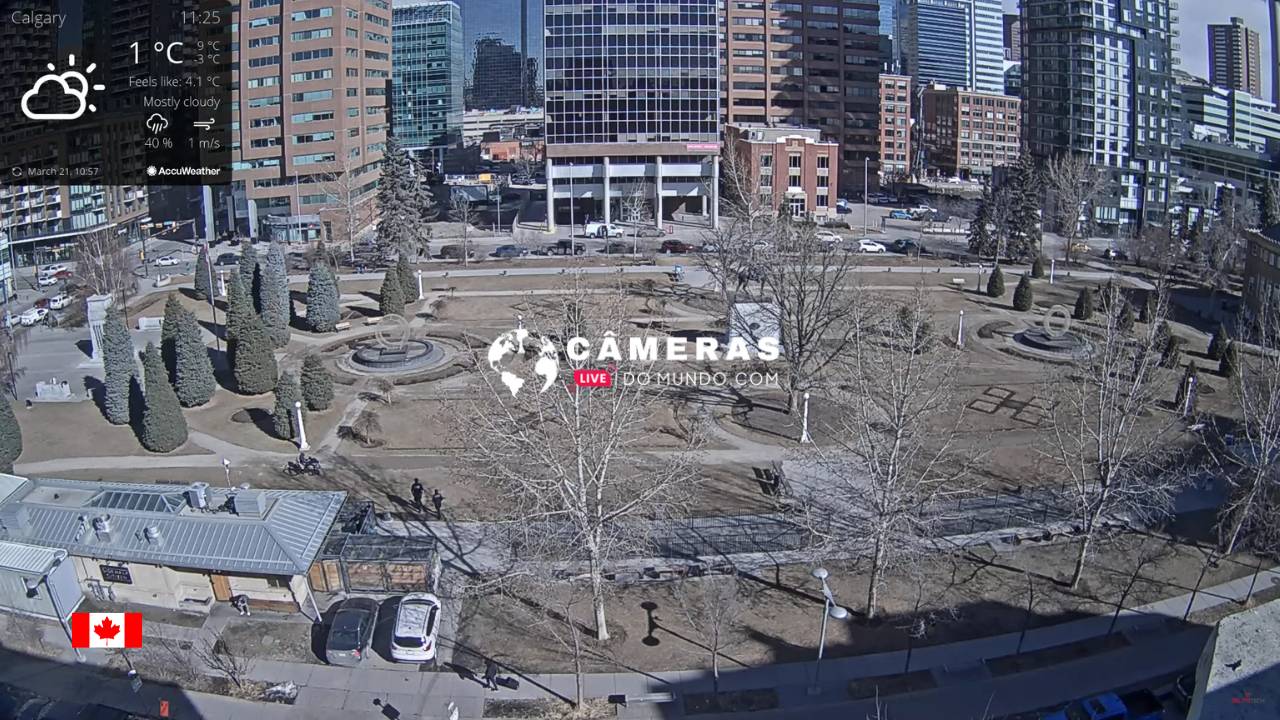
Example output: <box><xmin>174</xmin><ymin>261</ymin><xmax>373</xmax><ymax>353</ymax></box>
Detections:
<box><xmin>392</xmin><ymin>1</ymin><xmax>464</xmax><ymax>165</ymax></box>
<box><xmin>544</xmin><ymin>0</ymin><xmax>720</xmax><ymax>229</ymax></box>
<box><xmin>898</xmin><ymin>0</ymin><xmax>1004</xmax><ymax>94</ymax></box>
<box><xmin>459</xmin><ymin>0</ymin><xmax>544</xmax><ymax>109</ymax></box>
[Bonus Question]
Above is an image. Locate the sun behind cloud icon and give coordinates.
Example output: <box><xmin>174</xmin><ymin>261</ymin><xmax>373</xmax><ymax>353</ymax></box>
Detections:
<box><xmin>21</xmin><ymin>54</ymin><xmax>106</xmax><ymax>121</ymax></box>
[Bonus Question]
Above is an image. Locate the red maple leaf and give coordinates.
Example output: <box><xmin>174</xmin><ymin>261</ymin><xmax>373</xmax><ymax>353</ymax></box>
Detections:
<box><xmin>94</xmin><ymin>617</ymin><xmax>120</xmax><ymax>641</ymax></box>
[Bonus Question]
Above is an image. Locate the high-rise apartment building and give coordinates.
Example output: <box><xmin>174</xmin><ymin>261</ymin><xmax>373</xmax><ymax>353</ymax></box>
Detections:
<box><xmin>392</xmin><ymin>1</ymin><xmax>464</xmax><ymax>167</ymax></box>
<box><xmin>879</xmin><ymin>74</ymin><xmax>913</xmax><ymax>179</ymax></box>
<box><xmin>721</xmin><ymin>0</ymin><xmax>883</xmax><ymax>195</ymax></box>
<box><xmin>897</xmin><ymin>0</ymin><xmax>1004</xmax><ymax>94</ymax></box>
<box><xmin>544</xmin><ymin>0</ymin><xmax>720</xmax><ymax>229</ymax></box>
<box><xmin>459</xmin><ymin>0</ymin><xmax>544</xmax><ymax>109</ymax></box>
<box><xmin>1022</xmin><ymin>0</ymin><xmax>1175</xmax><ymax>229</ymax></box>
<box><xmin>920</xmin><ymin>86</ymin><xmax>1020</xmax><ymax>179</ymax></box>
<box><xmin>1002</xmin><ymin>13</ymin><xmax>1020</xmax><ymax>62</ymax></box>
<box><xmin>1208</xmin><ymin>17</ymin><xmax>1262</xmax><ymax>97</ymax></box>
<box><xmin>227</xmin><ymin>0</ymin><xmax>392</xmax><ymax>241</ymax></box>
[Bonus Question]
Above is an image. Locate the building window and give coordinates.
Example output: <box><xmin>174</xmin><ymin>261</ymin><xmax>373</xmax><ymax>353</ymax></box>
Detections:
<box><xmin>788</xmin><ymin>154</ymin><xmax>801</xmax><ymax>169</ymax></box>
<box><xmin>760</xmin><ymin>153</ymin><xmax>772</xmax><ymax>167</ymax></box>
<box><xmin>817</xmin><ymin>156</ymin><xmax>829</xmax><ymax>169</ymax></box>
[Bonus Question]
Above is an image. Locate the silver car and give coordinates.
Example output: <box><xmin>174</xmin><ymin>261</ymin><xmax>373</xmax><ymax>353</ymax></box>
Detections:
<box><xmin>324</xmin><ymin>597</ymin><xmax>379</xmax><ymax>666</ymax></box>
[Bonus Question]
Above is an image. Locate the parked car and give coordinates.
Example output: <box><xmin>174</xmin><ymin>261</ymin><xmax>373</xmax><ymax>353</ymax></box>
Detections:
<box><xmin>584</xmin><ymin>222</ymin><xmax>623</xmax><ymax>239</ymax></box>
<box><xmin>815</xmin><ymin>230</ymin><xmax>842</xmax><ymax>244</ymax></box>
<box><xmin>492</xmin><ymin>245</ymin><xmax>528</xmax><ymax>259</ymax></box>
<box><xmin>888</xmin><ymin>209</ymin><xmax>913</xmax><ymax>220</ymax></box>
<box><xmin>1041</xmin><ymin>690</ymin><xmax>1164</xmax><ymax>720</ymax></box>
<box><xmin>36</xmin><ymin>273</ymin><xmax>58</xmax><ymax>287</ymax></box>
<box><xmin>835</xmin><ymin>204</ymin><xmax>853</xmax><ymax>214</ymax></box>
<box><xmin>549</xmin><ymin>240</ymin><xmax>587</xmax><ymax>256</ymax></box>
<box><xmin>891</xmin><ymin>239</ymin><xmax>927</xmax><ymax>255</ymax></box>
<box><xmin>215</xmin><ymin>253</ymin><xmax>239</xmax><ymax>267</ymax></box>
<box><xmin>635</xmin><ymin>226</ymin><xmax>666</xmax><ymax>238</ymax></box>
<box><xmin>1070</xmin><ymin>241</ymin><xmax>1091</xmax><ymax>255</ymax></box>
<box><xmin>48</xmin><ymin>293</ymin><xmax>73</xmax><ymax>310</ymax></box>
<box><xmin>390</xmin><ymin>593</ymin><xmax>442</xmax><ymax>664</ymax></box>
<box><xmin>324</xmin><ymin>597</ymin><xmax>380</xmax><ymax>667</ymax></box>
<box><xmin>603</xmin><ymin>241</ymin><xmax>632</xmax><ymax>254</ymax></box>
<box><xmin>154</xmin><ymin>255</ymin><xmax>180</xmax><ymax>267</ymax></box>
<box><xmin>908</xmin><ymin>206</ymin><xmax>936</xmax><ymax>220</ymax></box>
<box><xmin>946</xmin><ymin>176</ymin><xmax>964</xmax><ymax>184</ymax></box>
<box><xmin>660</xmin><ymin>240</ymin><xmax>694</xmax><ymax>254</ymax></box>
<box><xmin>439</xmin><ymin>244</ymin><xmax>476</xmax><ymax>261</ymax></box>
<box><xmin>42</xmin><ymin>264</ymin><xmax>68</xmax><ymax>275</ymax></box>
<box><xmin>19</xmin><ymin>307</ymin><xmax>49</xmax><ymax>326</ymax></box>
<box><xmin>856</xmin><ymin>239</ymin><xmax>887</xmax><ymax>254</ymax></box>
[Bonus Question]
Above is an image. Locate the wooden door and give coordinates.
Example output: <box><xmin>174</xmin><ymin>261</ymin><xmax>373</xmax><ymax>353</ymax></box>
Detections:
<box><xmin>209</xmin><ymin>573</ymin><xmax>232</xmax><ymax>602</ymax></box>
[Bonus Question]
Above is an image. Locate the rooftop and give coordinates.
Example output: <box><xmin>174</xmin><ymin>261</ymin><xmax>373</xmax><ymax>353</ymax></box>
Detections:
<box><xmin>1192</xmin><ymin>598</ymin><xmax>1280</xmax><ymax>719</ymax></box>
<box><xmin>0</xmin><ymin>539</ymin><xmax>65</xmax><ymax>575</ymax></box>
<box><xmin>0</xmin><ymin>476</ymin><xmax>345</xmax><ymax>576</ymax></box>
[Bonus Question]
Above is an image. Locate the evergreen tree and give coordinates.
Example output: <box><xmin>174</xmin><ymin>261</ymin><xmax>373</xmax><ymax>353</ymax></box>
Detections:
<box><xmin>1160</xmin><ymin>334</ymin><xmax>1184</xmax><ymax>369</ymax></box>
<box><xmin>1031</xmin><ymin>255</ymin><xmax>1045</xmax><ymax>279</ymax></box>
<box><xmin>301</xmin><ymin>353</ymin><xmax>334</xmax><ymax>411</ymax></box>
<box><xmin>1206</xmin><ymin>322</ymin><xmax>1229</xmax><ymax>360</ymax></box>
<box><xmin>1072</xmin><ymin>288</ymin><xmax>1094</xmax><ymax>321</ymax></box>
<box><xmin>1012</xmin><ymin>274</ymin><xmax>1034</xmax><ymax>311</ymax></box>
<box><xmin>258</xmin><ymin>240</ymin><xmax>291</xmax><ymax>347</ymax></box>
<box><xmin>101</xmin><ymin>308</ymin><xmax>136</xmax><ymax>425</ymax></box>
<box><xmin>304</xmin><ymin>262</ymin><xmax>340</xmax><ymax>332</ymax></box>
<box><xmin>1154</xmin><ymin>320</ymin><xmax>1172</xmax><ymax>354</ymax></box>
<box><xmin>377</xmin><ymin>136</ymin><xmax>431</xmax><ymax>254</ymax></box>
<box><xmin>396</xmin><ymin>254</ymin><xmax>416</xmax><ymax>303</ymax></box>
<box><xmin>139</xmin><ymin>342</ymin><xmax>188</xmax><ymax>453</ymax></box>
<box><xmin>379</xmin><ymin>270</ymin><xmax>405</xmax><ymax>317</ymax></box>
<box><xmin>1117</xmin><ymin>300</ymin><xmax>1135</xmax><ymax>333</ymax></box>
<box><xmin>193</xmin><ymin>245</ymin><xmax>213</xmax><ymax>301</ymax></box>
<box><xmin>986</xmin><ymin>265</ymin><xmax>1005</xmax><ymax>298</ymax></box>
<box><xmin>238</xmin><ymin>240</ymin><xmax>258</xmax><ymax>296</ymax></box>
<box><xmin>967</xmin><ymin>185</ymin><xmax>996</xmax><ymax>257</ymax></box>
<box><xmin>224</xmin><ymin>274</ymin><xmax>252</xmax><ymax>371</ymax></box>
<box><xmin>0</xmin><ymin>398</ymin><xmax>22</xmax><ymax>472</ymax></box>
<box><xmin>1263</xmin><ymin>180</ymin><xmax>1280</xmax><ymax>229</ymax></box>
<box><xmin>173</xmin><ymin>306</ymin><xmax>216</xmax><ymax>407</ymax></box>
<box><xmin>232</xmin><ymin>314</ymin><xmax>278</xmax><ymax>394</ymax></box>
<box><xmin>1219</xmin><ymin>340</ymin><xmax>1238</xmax><ymax>378</ymax></box>
<box><xmin>271</xmin><ymin>371</ymin><xmax>302</xmax><ymax>440</ymax></box>
<box><xmin>1175</xmin><ymin>362</ymin><xmax>1199</xmax><ymax>413</ymax></box>
<box><xmin>1009</xmin><ymin>151</ymin><xmax>1042</xmax><ymax>259</ymax></box>
<box><xmin>160</xmin><ymin>294</ymin><xmax>183</xmax><ymax>382</ymax></box>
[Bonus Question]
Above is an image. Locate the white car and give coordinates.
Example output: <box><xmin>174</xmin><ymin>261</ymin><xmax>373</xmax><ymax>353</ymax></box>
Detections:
<box><xmin>815</xmin><ymin>230</ymin><xmax>842</xmax><ymax>243</ymax></box>
<box><xmin>19</xmin><ymin>307</ymin><xmax>48</xmax><ymax>326</ymax></box>
<box><xmin>390</xmin><ymin>593</ymin><xmax>441</xmax><ymax>664</ymax></box>
<box><xmin>856</xmin><ymin>239</ymin><xmax>887</xmax><ymax>254</ymax></box>
<box><xmin>48</xmin><ymin>293</ymin><xmax>72</xmax><ymax>310</ymax></box>
<box><xmin>36</xmin><ymin>274</ymin><xmax>58</xmax><ymax>287</ymax></box>
<box><xmin>155</xmin><ymin>255</ymin><xmax>180</xmax><ymax>267</ymax></box>
<box><xmin>583</xmin><ymin>222</ymin><xmax>623</xmax><ymax>239</ymax></box>
<box><xmin>42</xmin><ymin>264</ymin><xmax>68</xmax><ymax>275</ymax></box>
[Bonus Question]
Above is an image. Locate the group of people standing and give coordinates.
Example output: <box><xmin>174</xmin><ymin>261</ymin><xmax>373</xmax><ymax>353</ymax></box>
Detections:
<box><xmin>409</xmin><ymin>478</ymin><xmax>444</xmax><ymax>517</ymax></box>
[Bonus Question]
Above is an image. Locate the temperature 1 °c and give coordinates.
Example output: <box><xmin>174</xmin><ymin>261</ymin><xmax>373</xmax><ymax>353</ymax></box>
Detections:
<box><xmin>131</xmin><ymin>41</ymin><xmax>184</xmax><ymax>65</ymax></box>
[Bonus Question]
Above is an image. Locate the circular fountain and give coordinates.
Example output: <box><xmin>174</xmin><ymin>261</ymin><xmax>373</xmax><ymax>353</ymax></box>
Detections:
<box><xmin>338</xmin><ymin>314</ymin><xmax>450</xmax><ymax>375</ymax></box>
<box><xmin>1012</xmin><ymin>326</ymin><xmax>1091</xmax><ymax>360</ymax></box>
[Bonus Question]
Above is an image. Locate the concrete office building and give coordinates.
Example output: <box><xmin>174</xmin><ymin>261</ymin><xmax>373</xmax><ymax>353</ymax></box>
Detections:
<box><xmin>392</xmin><ymin>1</ymin><xmax>464</xmax><ymax>168</ymax></box>
<box><xmin>459</xmin><ymin>0</ymin><xmax>544</xmax><ymax>110</ymax></box>
<box><xmin>1022</xmin><ymin>0</ymin><xmax>1175</xmax><ymax>229</ymax></box>
<box><xmin>1245</xmin><ymin>227</ymin><xmax>1280</xmax><ymax>322</ymax></box>
<box><xmin>226</xmin><ymin>0</ymin><xmax>392</xmax><ymax>241</ymax></box>
<box><xmin>721</xmin><ymin>0</ymin><xmax>883</xmax><ymax>195</ymax></box>
<box><xmin>1208</xmin><ymin>17</ymin><xmax>1262</xmax><ymax>98</ymax></box>
<box><xmin>879</xmin><ymin>74</ymin><xmax>913</xmax><ymax>179</ymax></box>
<box><xmin>544</xmin><ymin>0</ymin><xmax>720</xmax><ymax>230</ymax></box>
<box><xmin>920</xmin><ymin>85</ymin><xmax>1020</xmax><ymax>179</ymax></box>
<box><xmin>1002</xmin><ymin>13</ymin><xmax>1020</xmax><ymax>62</ymax></box>
<box><xmin>1181</xmin><ymin>85</ymin><xmax>1280</xmax><ymax>152</ymax></box>
<box><xmin>727</xmin><ymin>124</ymin><xmax>839</xmax><ymax>220</ymax></box>
<box><xmin>898</xmin><ymin>0</ymin><xmax>1004</xmax><ymax>94</ymax></box>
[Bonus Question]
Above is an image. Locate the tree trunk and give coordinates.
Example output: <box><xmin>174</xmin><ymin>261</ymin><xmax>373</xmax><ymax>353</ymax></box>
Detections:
<box><xmin>572</xmin><ymin>625</ymin><xmax>584</xmax><ymax>707</ymax></box>
<box><xmin>590</xmin><ymin>559</ymin><xmax>610</xmax><ymax>641</ymax></box>
<box><xmin>1070</xmin><ymin>531</ymin><xmax>1092</xmax><ymax>589</ymax></box>
<box><xmin>866</xmin><ymin>539</ymin><xmax>884</xmax><ymax>619</ymax></box>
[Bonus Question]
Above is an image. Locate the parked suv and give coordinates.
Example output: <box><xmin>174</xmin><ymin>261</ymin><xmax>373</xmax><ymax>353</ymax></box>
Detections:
<box><xmin>324</xmin><ymin>597</ymin><xmax>379</xmax><ymax>667</ymax></box>
<box><xmin>390</xmin><ymin>593</ymin><xmax>442</xmax><ymax>664</ymax></box>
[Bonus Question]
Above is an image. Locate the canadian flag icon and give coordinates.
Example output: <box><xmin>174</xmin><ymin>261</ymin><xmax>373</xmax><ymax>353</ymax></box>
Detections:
<box><xmin>70</xmin><ymin>612</ymin><xmax>142</xmax><ymax>648</ymax></box>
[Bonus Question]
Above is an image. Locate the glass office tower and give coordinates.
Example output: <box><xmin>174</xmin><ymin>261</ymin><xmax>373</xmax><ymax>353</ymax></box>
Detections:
<box><xmin>543</xmin><ymin>0</ymin><xmax>721</xmax><ymax>229</ymax></box>
<box><xmin>899</xmin><ymin>0</ymin><xmax>1004</xmax><ymax>94</ymax></box>
<box><xmin>460</xmin><ymin>0</ymin><xmax>544</xmax><ymax>109</ymax></box>
<box><xmin>392</xmin><ymin>0</ymin><xmax>465</xmax><ymax>166</ymax></box>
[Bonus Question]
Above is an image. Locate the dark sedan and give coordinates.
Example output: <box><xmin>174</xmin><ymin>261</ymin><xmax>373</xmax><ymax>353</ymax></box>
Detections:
<box><xmin>492</xmin><ymin>245</ymin><xmax>528</xmax><ymax>258</ymax></box>
<box><xmin>325</xmin><ymin>597</ymin><xmax>380</xmax><ymax>666</ymax></box>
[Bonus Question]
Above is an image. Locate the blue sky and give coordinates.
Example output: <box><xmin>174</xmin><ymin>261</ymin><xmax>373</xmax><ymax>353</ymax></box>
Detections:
<box><xmin>1002</xmin><ymin>0</ymin><xmax>1273</xmax><ymax>93</ymax></box>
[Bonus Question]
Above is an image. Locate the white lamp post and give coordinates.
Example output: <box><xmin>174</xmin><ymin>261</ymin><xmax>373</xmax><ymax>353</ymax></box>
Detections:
<box><xmin>221</xmin><ymin>458</ymin><xmax>231</xmax><ymax>487</ymax></box>
<box><xmin>800</xmin><ymin>391</ymin><xmax>812</xmax><ymax>444</ymax></box>
<box><xmin>808</xmin><ymin>567</ymin><xmax>848</xmax><ymax>695</ymax></box>
<box><xmin>1049</xmin><ymin>258</ymin><xmax>1056</xmax><ymax>285</ymax></box>
<box><xmin>957</xmin><ymin>310</ymin><xmax>965</xmax><ymax>348</ymax></box>
<box><xmin>416</xmin><ymin>269</ymin><xmax>424</xmax><ymax>300</ymax></box>
<box><xmin>217</xmin><ymin>269</ymin><xmax>226</xmax><ymax>297</ymax></box>
<box><xmin>293</xmin><ymin>400</ymin><xmax>310</xmax><ymax>451</ymax></box>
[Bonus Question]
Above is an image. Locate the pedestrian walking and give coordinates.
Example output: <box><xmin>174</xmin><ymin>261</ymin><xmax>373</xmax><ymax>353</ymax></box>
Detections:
<box><xmin>431</xmin><ymin>489</ymin><xmax>444</xmax><ymax>518</ymax></box>
<box><xmin>233</xmin><ymin>594</ymin><xmax>251</xmax><ymax>616</ymax></box>
<box><xmin>410</xmin><ymin>478</ymin><xmax>425</xmax><ymax>510</ymax></box>
<box><xmin>483</xmin><ymin>659</ymin><xmax>499</xmax><ymax>691</ymax></box>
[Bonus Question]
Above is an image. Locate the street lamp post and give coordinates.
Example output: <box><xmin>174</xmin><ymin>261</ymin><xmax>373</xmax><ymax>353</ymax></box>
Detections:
<box><xmin>862</xmin><ymin>158</ymin><xmax>869</xmax><ymax>238</ymax></box>
<box><xmin>293</xmin><ymin>400</ymin><xmax>310</xmax><ymax>451</ymax></box>
<box><xmin>808</xmin><ymin>567</ymin><xmax>849</xmax><ymax>696</ymax></box>
<box><xmin>957</xmin><ymin>310</ymin><xmax>965</xmax><ymax>348</ymax></box>
<box><xmin>222</xmin><ymin>458</ymin><xmax>231</xmax><ymax>488</ymax></box>
<box><xmin>800</xmin><ymin>391</ymin><xmax>812</xmax><ymax>444</ymax></box>
<box><xmin>416</xmin><ymin>269</ymin><xmax>424</xmax><ymax>300</ymax></box>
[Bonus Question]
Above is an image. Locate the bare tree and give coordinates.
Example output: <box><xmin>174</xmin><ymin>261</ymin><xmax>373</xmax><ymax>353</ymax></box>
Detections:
<box><xmin>372</xmin><ymin>377</ymin><xmax>396</xmax><ymax>406</ymax></box>
<box><xmin>450</xmin><ymin>192</ymin><xmax>477</xmax><ymax>267</ymax></box>
<box><xmin>321</xmin><ymin>161</ymin><xmax>376</xmax><ymax>261</ymax></box>
<box><xmin>753</xmin><ymin>230</ymin><xmax>859</xmax><ymax>414</ymax></box>
<box><xmin>190</xmin><ymin>630</ymin><xmax>255</xmax><ymax>690</ymax></box>
<box><xmin>621</xmin><ymin>187</ymin><xmax>653</xmax><ymax>255</ymax></box>
<box><xmin>1044</xmin><ymin>286</ymin><xmax>1188</xmax><ymax>588</ymax></box>
<box><xmin>350</xmin><ymin>408</ymin><xmax>382</xmax><ymax>446</ymax></box>
<box><xmin>673</xmin><ymin>574</ymin><xmax>752</xmax><ymax>694</ymax></box>
<box><xmin>464</xmin><ymin>277</ymin><xmax>702</xmax><ymax>644</ymax></box>
<box><xmin>1213</xmin><ymin>305</ymin><xmax>1280</xmax><ymax>555</ymax></box>
<box><xmin>72</xmin><ymin>227</ymin><xmax>132</xmax><ymax>304</ymax></box>
<box><xmin>1044</xmin><ymin>153</ymin><xmax>1106</xmax><ymax>262</ymax></box>
<box><xmin>718</xmin><ymin>142</ymin><xmax>774</xmax><ymax>228</ymax></box>
<box><xmin>799</xmin><ymin>287</ymin><xmax>970</xmax><ymax>618</ymax></box>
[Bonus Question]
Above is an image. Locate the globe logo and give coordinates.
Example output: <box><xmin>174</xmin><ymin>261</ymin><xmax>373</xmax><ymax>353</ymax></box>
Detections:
<box><xmin>486</xmin><ymin>328</ymin><xmax>559</xmax><ymax>397</ymax></box>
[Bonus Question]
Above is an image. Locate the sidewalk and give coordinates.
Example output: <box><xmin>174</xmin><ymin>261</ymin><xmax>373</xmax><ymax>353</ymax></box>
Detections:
<box><xmin>6</xmin><ymin>561</ymin><xmax>1273</xmax><ymax>719</ymax></box>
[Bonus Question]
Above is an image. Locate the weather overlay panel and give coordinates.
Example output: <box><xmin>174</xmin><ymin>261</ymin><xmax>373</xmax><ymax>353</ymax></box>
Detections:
<box><xmin>0</xmin><ymin>0</ymin><xmax>232</xmax><ymax>186</ymax></box>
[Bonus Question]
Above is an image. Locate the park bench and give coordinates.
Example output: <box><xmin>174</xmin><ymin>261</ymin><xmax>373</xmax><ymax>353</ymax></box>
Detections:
<box><xmin>951</xmin><ymin>278</ymin><xmax>966</xmax><ymax>288</ymax></box>
<box><xmin>334</xmin><ymin>321</ymin><xmax>351</xmax><ymax>331</ymax></box>
<box><xmin>608</xmin><ymin>692</ymin><xmax>675</xmax><ymax>707</ymax></box>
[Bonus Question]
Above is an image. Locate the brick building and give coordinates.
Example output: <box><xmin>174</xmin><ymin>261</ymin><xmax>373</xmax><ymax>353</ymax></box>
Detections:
<box><xmin>1245</xmin><ymin>227</ymin><xmax>1280</xmax><ymax>320</ymax></box>
<box><xmin>920</xmin><ymin>86</ymin><xmax>1020</xmax><ymax>180</ymax></box>
<box><xmin>879</xmin><ymin>74</ymin><xmax>912</xmax><ymax>180</ymax></box>
<box><xmin>727</xmin><ymin>124</ymin><xmax>838</xmax><ymax>220</ymax></box>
